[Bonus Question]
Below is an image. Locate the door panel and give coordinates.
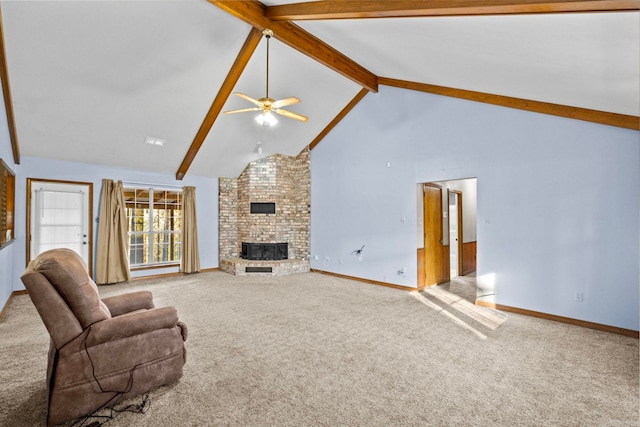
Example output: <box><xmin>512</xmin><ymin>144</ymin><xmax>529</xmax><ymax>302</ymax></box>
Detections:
<box><xmin>28</xmin><ymin>179</ymin><xmax>93</xmax><ymax>275</ymax></box>
<box><xmin>423</xmin><ymin>184</ymin><xmax>445</xmax><ymax>286</ymax></box>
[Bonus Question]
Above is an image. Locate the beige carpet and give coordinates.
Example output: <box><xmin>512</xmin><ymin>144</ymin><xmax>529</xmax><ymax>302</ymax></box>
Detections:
<box><xmin>1</xmin><ymin>271</ymin><xmax>638</xmax><ymax>426</ymax></box>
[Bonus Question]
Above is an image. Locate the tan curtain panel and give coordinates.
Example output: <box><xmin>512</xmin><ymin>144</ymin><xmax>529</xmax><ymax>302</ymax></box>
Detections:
<box><xmin>181</xmin><ymin>186</ymin><xmax>200</xmax><ymax>274</ymax></box>
<box><xmin>96</xmin><ymin>179</ymin><xmax>130</xmax><ymax>284</ymax></box>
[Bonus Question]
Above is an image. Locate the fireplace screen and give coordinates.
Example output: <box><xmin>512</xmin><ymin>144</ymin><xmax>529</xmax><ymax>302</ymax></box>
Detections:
<box><xmin>242</xmin><ymin>242</ymin><xmax>288</xmax><ymax>260</ymax></box>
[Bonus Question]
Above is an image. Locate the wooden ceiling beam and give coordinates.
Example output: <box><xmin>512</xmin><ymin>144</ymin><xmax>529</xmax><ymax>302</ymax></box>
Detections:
<box><xmin>0</xmin><ymin>7</ymin><xmax>20</xmax><ymax>164</ymax></box>
<box><xmin>309</xmin><ymin>88</ymin><xmax>369</xmax><ymax>150</ymax></box>
<box><xmin>267</xmin><ymin>1</ymin><xmax>640</xmax><ymax>20</ymax></box>
<box><xmin>175</xmin><ymin>27</ymin><xmax>263</xmax><ymax>180</ymax></box>
<box><xmin>379</xmin><ymin>77</ymin><xmax>640</xmax><ymax>130</ymax></box>
<box><xmin>209</xmin><ymin>0</ymin><xmax>378</xmax><ymax>92</ymax></box>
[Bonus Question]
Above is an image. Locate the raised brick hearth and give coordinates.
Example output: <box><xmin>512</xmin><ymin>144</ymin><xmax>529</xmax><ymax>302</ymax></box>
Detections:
<box><xmin>220</xmin><ymin>258</ymin><xmax>309</xmax><ymax>276</ymax></box>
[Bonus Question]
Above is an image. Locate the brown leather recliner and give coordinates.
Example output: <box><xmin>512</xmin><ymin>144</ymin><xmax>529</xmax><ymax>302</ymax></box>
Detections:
<box><xmin>21</xmin><ymin>248</ymin><xmax>188</xmax><ymax>426</ymax></box>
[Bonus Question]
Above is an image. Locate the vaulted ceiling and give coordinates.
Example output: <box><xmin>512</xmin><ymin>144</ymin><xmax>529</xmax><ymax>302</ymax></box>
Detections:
<box><xmin>1</xmin><ymin>1</ymin><xmax>638</xmax><ymax>179</ymax></box>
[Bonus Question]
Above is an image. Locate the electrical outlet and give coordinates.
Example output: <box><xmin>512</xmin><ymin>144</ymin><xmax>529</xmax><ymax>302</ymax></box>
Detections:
<box><xmin>575</xmin><ymin>292</ymin><xmax>584</xmax><ymax>302</ymax></box>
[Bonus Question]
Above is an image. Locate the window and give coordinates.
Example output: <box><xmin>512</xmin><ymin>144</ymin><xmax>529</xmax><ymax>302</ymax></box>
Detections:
<box><xmin>124</xmin><ymin>187</ymin><xmax>182</xmax><ymax>267</ymax></box>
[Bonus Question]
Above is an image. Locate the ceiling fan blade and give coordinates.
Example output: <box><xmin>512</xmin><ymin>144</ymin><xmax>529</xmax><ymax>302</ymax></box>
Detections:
<box><xmin>233</xmin><ymin>92</ymin><xmax>262</xmax><ymax>106</ymax></box>
<box><xmin>272</xmin><ymin>97</ymin><xmax>300</xmax><ymax>109</ymax></box>
<box><xmin>274</xmin><ymin>108</ymin><xmax>308</xmax><ymax>122</ymax></box>
<box><xmin>224</xmin><ymin>107</ymin><xmax>261</xmax><ymax>115</ymax></box>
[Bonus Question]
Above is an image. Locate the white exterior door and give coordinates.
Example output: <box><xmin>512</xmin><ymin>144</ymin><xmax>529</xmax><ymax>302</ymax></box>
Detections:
<box><xmin>28</xmin><ymin>180</ymin><xmax>92</xmax><ymax>274</ymax></box>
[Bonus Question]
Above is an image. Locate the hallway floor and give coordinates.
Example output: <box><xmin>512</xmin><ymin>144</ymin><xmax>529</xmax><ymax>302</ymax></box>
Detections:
<box><xmin>437</xmin><ymin>273</ymin><xmax>477</xmax><ymax>303</ymax></box>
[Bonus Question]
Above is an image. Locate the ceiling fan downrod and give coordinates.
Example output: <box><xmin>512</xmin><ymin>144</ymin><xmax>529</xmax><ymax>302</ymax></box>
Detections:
<box><xmin>263</xmin><ymin>29</ymin><xmax>273</xmax><ymax>100</ymax></box>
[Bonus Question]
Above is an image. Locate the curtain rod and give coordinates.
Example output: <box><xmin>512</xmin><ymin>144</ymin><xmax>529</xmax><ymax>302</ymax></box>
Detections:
<box><xmin>121</xmin><ymin>181</ymin><xmax>184</xmax><ymax>190</ymax></box>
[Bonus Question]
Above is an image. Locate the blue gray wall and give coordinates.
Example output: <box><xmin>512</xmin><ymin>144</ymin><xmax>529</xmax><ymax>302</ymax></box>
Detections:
<box><xmin>310</xmin><ymin>85</ymin><xmax>639</xmax><ymax>331</ymax></box>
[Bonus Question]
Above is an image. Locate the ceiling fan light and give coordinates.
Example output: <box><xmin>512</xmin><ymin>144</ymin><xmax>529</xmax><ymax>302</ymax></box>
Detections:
<box><xmin>256</xmin><ymin>111</ymin><xmax>277</xmax><ymax>127</ymax></box>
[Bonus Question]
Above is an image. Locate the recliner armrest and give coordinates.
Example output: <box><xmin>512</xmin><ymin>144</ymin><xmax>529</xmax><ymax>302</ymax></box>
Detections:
<box><xmin>101</xmin><ymin>291</ymin><xmax>155</xmax><ymax>316</ymax></box>
<box><xmin>86</xmin><ymin>306</ymin><xmax>179</xmax><ymax>347</ymax></box>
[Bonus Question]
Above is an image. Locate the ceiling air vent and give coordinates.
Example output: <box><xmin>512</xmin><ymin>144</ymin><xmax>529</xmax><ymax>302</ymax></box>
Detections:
<box><xmin>144</xmin><ymin>136</ymin><xmax>165</xmax><ymax>147</ymax></box>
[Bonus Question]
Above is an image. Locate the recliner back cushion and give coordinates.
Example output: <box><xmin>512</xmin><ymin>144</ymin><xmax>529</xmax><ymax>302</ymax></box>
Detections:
<box><xmin>34</xmin><ymin>249</ymin><xmax>111</xmax><ymax>328</ymax></box>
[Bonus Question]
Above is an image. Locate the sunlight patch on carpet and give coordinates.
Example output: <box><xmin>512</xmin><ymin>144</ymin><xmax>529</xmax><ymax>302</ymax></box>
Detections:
<box><xmin>410</xmin><ymin>291</ymin><xmax>488</xmax><ymax>340</ymax></box>
<box><xmin>424</xmin><ymin>286</ymin><xmax>507</xmax><ymax>330</ymax></box>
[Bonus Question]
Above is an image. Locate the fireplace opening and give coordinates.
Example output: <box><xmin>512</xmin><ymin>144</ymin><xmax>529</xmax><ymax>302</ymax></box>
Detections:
<box><xmin>241</xmin><ymin>242</ymin><xmax>288</xmax><ymax>260</ymax></box>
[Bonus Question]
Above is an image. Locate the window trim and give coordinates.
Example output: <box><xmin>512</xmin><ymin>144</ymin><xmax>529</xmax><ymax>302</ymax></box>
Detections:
<box><xmin>124</xmin><ymin>186</ymin><xmax>182</xmax><ymax>268</ymax></box>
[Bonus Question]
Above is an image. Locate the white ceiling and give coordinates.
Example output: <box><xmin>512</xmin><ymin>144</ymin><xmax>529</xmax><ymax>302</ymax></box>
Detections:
<box><xmin>2</xmin><ymin>1</ymin><xmax>638</xmax><ymax>178</ymax></box>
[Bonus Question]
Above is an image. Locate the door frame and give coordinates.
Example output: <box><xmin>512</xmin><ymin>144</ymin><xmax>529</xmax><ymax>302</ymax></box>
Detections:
<box><xmin>26</xmin><ymin>178</ymin><xmax>94</xmax><ymax>275</ymax></box>
<box><xmin>448</xmin><ymin>189</ymin><xmax>463</xmax><ymax>277</ymax></box>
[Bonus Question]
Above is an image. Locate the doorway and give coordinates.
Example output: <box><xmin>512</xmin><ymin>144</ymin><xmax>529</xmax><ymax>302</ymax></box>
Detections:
<box><xmin>418</xmin><ymin>178</ymin><xmax>476</xmax><ymax>288</ymax></box>
<box><xmin>27</xmin><ymin>179</ymin><xmax>93</xmax><ymax>275</ymax></box>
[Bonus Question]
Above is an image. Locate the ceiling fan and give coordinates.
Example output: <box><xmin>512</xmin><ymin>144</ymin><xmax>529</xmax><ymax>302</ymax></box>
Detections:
<box><xmin>224</xmin><ymin>29</ymin><xmax>308</xmax><ymax>126</ymax></box>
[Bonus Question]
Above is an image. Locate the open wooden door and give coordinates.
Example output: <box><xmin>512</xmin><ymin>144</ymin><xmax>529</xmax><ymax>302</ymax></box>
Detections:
<box><xmin>423</xmin><ymin>183</ymin><xmax>446</xmax><ymax>286</ymax></box>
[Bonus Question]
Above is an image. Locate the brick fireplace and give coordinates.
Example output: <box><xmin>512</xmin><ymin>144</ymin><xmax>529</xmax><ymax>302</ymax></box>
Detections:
<box><xmin>218</xmin><ymin>149</ymin><xmax>310</xmax><ymax>275</ymax></box>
